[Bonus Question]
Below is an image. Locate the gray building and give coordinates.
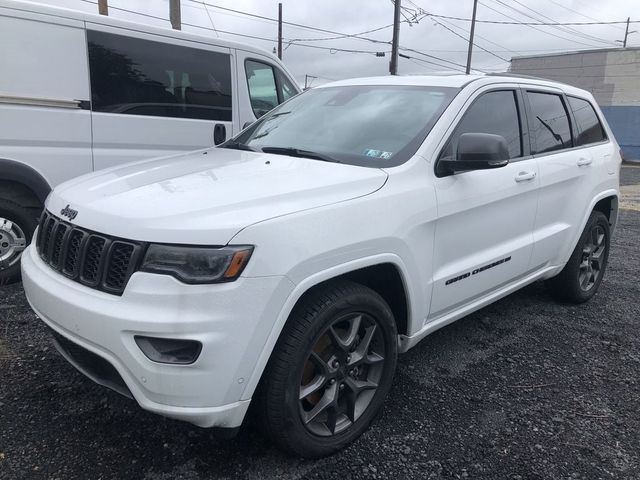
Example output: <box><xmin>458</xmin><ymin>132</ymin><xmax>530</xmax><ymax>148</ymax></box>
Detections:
<box><xmin>509</xmin><ymin>47</ymin><xmax>640</xmax><ymax>159</ymax></box>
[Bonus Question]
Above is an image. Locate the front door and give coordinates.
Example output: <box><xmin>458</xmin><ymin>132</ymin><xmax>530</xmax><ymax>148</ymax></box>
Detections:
<box><xmin>429</xmin><ymin>87</ymin><xmax>539</xmax><ymax>318</ymax></box>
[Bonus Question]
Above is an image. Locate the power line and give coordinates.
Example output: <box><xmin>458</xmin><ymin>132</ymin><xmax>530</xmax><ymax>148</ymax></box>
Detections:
<box><xmin>541</xmin><ymin>0</ymin><xmax>625</xmax><ymax>32</ymax></box>
<box><xmin>498</xmin><ymin>0</ymin><xmax>616</xmax><ymax>46</ymax></box>
<box><xmin>424</xmin><ymin>12</ymin><xmax>640</xmax><ymax>26</ymax></box>
<box><xmin>479</xmin><ymin>0</ymin><xmax>601</xmax><ymax>47</ymax></box>
<box><xmin>431</xmin><ymin>16</ymin><xmax>509</xmax><ymax>62</ymax></box>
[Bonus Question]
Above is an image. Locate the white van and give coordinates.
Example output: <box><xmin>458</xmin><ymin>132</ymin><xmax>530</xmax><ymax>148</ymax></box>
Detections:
<box><xmin>0</xmin><ymin>0</ymin><xmax>300</xmax><ymax>283</ymax></box>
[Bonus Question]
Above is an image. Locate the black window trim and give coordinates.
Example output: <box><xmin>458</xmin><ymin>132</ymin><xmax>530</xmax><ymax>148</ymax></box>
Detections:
<box><xmin>434</xmin><ymin>87</ymin><xmax>528</xmax><ymax>177</ymax></box>
<box><xmin>566</xmin><ymin>94</ymin><xmax>609</xmax><ymax>146</ymax></box>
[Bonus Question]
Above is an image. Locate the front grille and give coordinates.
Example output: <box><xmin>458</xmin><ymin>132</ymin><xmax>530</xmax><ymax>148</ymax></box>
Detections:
<box><xmin>36</xmin><ymin>211</ymin><xmax>144</xmax><ymax>295</ymax></box>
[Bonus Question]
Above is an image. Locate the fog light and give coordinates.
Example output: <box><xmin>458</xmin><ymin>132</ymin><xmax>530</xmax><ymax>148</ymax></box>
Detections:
<box><xmin>134</xmin><ymin>336</ymin><xmax>202</xmax><ymax>365</ymax></box>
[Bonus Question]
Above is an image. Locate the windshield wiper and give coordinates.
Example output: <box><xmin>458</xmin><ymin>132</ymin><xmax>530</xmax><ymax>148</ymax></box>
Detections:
<box><xmin>261</xmin><ymin>147</ymin><xmax>341</xmax><ymax>163</ymax></box>
<box><xmin>218</xmin><ymin>141</ymin><xmax>259</xmax><ymax>152</ymax></box>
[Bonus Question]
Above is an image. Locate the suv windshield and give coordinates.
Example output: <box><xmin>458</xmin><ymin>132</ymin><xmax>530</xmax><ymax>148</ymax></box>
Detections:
<box><xmin>224</xmin><ymin>85</ymin><xmax>459</xmax><ymax>167</ymax></box>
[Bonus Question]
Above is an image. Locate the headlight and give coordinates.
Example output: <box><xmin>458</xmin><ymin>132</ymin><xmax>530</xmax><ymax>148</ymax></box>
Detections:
<box><xmin>140</xmin><ymin>245</ymin><xmax>253</xmax><ymax>284</ymax></box>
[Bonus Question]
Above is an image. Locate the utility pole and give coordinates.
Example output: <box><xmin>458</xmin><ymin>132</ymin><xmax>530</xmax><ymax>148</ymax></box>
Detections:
<box><xmin>389</xmin><ymin>0</ymin><xmax>401</xmax><ymax>75</ymax></box>
<box><xmin>170</xmin><ymin>0</ymin><xmax>181</xmax><ymax>30</ymax></box>
<box><xmin>621</xmin><ymin>17</ymin><xmax>637</xmax><ymax>48</ymax></box>
<box><xmin>465</xmin><ymin>0</ymin><xmax>478</xmax><ymax>74</ymax></box>
<box><xmin>98</xmin><ymin>0</ymin><xmax>108</xmax><ymax>16</ymax></box>
<box><xmin>277</xmin><ymin>3</ymin><xmax>283</xmax><ymax>60</ymax></box>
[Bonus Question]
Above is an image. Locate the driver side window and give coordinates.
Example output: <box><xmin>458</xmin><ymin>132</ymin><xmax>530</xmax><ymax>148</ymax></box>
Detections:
<box><xmin>440</xmin><ymin>90</ymin><xmax>523</xmax><ymax>161</ymax></box>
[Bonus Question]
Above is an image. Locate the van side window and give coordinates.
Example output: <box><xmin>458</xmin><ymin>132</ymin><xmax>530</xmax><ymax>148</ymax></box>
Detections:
<box><xmin>87</xmin><ymin>30</ymin><xmax>232</xmax><ymax>121</ymax></box>
<box><xmin>527</xmin><ymin>92</ymin><xmax>572</xmax><ymax>154</ymax></box>
<box><xmin>245</xmin><ymin>60</ymin><xmax>279</xmax><ymax>118</ymax></box>
<box><xmin>567</xmin><ymin>96</ymin><xmax>606</xmax><ymax>146</ymax></box>
<box><xmin>440</xmin><ymin>90</ymin><xmax>522</xmax><ymax>161</ymax></box>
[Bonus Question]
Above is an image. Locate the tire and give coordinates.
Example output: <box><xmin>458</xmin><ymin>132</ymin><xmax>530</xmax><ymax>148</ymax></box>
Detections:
<box><xmin>546</xmin><ymin>210</ymin><xmax>610</xmax><ymax>303</ymax></box>
<box><xmin>256</xmin><ymin>280</ymin><xmax>398</xmax><ymax>458</ymax></box>
<box><xmin>0</xmin><ymin>199</ymin><xmax>38</xmax><ymax>286</ymax></box>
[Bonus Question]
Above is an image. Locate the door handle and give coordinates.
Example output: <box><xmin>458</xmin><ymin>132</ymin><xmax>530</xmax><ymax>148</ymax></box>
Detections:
<box><xmin>514</xmin><ymin>171</ymin><xmax>536</xmax><ymax>182</ymax></box>
<box><xmin>577</xmin><ymin>157</ymin><xmax>592</xmax><ymax>167</ymax></box>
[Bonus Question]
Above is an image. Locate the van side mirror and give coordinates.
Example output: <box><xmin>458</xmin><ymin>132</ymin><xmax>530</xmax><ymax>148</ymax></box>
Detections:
<box><xmin>213</xmin><ymin>124</ymin><xmax>226</xmax><ymax>145</ymax></box>
<box><xmin>438</xmin><ymin>132</ymin><xmax>510</xmax><ymax>176</ymax></box>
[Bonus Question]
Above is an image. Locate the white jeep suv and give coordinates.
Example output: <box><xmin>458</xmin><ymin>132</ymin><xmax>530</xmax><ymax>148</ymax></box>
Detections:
<box><xmin>22</xmin><ymin>75</ymin><xmax>621</xmax><ymax>457</ymax></box>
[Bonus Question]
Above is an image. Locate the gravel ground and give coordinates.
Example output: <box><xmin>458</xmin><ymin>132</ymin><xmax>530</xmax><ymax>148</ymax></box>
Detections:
<box><xmin>1</xmin><ymin>166</ymin><xmax>639</xmax><ymax>480</ymax></box>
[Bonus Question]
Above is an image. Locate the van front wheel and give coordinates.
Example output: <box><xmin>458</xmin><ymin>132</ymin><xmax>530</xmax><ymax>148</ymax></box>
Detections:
<box><xmin>257</xmin><ymin>280</ymin><xmax>398</xmax><ymax>458</ymax></box>
<box><xmin>0</xmin><ymin>199</ymin><xmax>37</xmax><ymax>285</ymax></box>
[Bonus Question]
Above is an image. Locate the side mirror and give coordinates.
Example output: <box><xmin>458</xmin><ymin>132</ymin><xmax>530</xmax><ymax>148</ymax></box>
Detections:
<box><xmin>438</xmin><ymin>132</ymin><xmax>510</xmax><ymax>176</ymax></box>
<box><xmin>213</xmin><ymin>124</ymin><xmax>226</xmax><ymax>145</ymax></box>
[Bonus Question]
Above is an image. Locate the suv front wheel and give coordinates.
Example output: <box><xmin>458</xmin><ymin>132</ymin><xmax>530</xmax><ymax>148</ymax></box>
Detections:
<box><xmin>257</xmin><ymin>280</ymin><xmax>398</xmax><ymax>458</ymax></box>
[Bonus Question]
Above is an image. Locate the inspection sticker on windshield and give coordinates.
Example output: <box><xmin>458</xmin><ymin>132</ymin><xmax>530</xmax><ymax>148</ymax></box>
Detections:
<box><xmin>363</xmin><ymin>149</ymin><xmax>393</xmax><ymax>159</ymax></box>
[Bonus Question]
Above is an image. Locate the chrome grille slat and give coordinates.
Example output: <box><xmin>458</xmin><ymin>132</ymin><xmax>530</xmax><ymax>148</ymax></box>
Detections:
<box><xmin>35</xmin><ymin>211</ymin><xmax>143</xmax><ymax>295</ymax></box>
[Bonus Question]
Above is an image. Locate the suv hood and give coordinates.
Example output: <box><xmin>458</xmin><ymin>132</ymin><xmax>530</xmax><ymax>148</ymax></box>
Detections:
<box><xmin>47</xmin><ymin>148</ymin><xmax>388</xmax><ymax>244</ymax></box>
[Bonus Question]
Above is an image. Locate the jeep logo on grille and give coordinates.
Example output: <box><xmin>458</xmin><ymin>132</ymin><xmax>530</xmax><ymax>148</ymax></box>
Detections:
<box><xmin>60</xmin><ymin>204</ymin><xmax>78</xmax><ymax>221</ymax></box>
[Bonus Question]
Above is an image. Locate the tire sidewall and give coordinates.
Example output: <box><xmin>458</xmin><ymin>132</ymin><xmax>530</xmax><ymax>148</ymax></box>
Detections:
<box><xmin>279</xmin><ymin>287</ymin><xmax>398</xmax><ymax>455</ymax></box>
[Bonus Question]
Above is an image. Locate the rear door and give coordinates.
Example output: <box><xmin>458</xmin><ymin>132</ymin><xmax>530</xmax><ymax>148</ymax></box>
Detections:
<box><xmin>235</xmin><ymin>50</ymin><xmax>300</xmax><ymax>126</ymax></box>
<box><xmin>430</xmin><ymin>86</ymin><xmax>539</xmax><ymax>318</ymax></box>
<box><xmin>524</xmin><ymin>89</ymin><xmax>602</xmax><ymax>268</ymax></box>
<box><xmin>86</xmin><ymin>26</ymin><xmax>235</xmax><ymax>171</ymax></box>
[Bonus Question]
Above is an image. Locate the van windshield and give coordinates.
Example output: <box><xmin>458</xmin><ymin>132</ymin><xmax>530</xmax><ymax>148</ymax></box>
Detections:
<box><xmin>224</xmin><ymin>85</ymin><xmax>459</xmax><ymax>167</ymax></box>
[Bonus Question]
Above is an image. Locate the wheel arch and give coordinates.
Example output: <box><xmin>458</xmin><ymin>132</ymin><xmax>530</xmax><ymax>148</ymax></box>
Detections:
<box><xmin>240</xmin><ymin>254</ymin><xmax>413</xmax><ymax>401</ymax></box>
<box><xmin>562</xmin><ymin>189</ymin><xmax>619</xmax><ymax>266</ymax></box>
<box><xmin>0</xmin><ymin>159</ymin><xmax>51</xmax><ymax>207</ymax></box>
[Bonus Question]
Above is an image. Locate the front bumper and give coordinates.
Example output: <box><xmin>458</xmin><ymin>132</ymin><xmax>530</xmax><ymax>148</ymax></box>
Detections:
<box><xmin>22</xmin><ymin>244</ymin><xmax>294</xmax><ymax>428</ymax></box>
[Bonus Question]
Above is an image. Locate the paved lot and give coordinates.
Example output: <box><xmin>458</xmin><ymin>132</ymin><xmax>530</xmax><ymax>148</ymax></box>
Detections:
<box><xmin>1</xmin><ymin>166</ymin><xmax>639</xmax><ymax>480</ymax></box>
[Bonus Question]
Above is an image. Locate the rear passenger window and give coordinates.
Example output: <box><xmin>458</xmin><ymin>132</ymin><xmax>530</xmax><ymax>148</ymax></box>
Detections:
<box><xmin>440</xmin><ymin>90</ymin><xmax>522</xmax><ymax>160</ymax></box>
<box><xmin>245</xmin><ymin>60</ymin><xmax>279</xmax><ymax>118</ymax></box>
<box><xmin>568</xmin><ymin>96</ymin><xmax>606</xmax><ymax>146</ymax></box>
<box><xmin>87</xmin><ymin>30</ymin><xmax>232</xmax><ymax>121</ymax></box>
<box><xmin>527</xmin><ymin>92</ymin><xmax>572</xmax><ymax>154</ymax></box>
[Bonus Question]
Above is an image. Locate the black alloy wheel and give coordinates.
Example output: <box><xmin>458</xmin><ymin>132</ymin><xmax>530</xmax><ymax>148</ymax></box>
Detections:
<box><xmin>578</xmin><ymin>224</ymin><xmax>606</xmax><ymax>291</ymax></box>
<box><xmin>299</xmin><ymin>312</ymin><xmax>385</xmax><ymax>436</ymax></box>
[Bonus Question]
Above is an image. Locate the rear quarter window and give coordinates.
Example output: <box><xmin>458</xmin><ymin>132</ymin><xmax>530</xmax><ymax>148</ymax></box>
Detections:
<box><xmin>567</xmin><ymin>96</ymin><xmax>607</xmax><ymax>146</ymax></box>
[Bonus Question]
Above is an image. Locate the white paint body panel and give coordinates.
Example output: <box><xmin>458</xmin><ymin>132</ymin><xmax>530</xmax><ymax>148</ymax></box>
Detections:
<box><xmin>22</xmin><ymin>74</ymin><xmax>621</xmax><ymax>429</ymax></box>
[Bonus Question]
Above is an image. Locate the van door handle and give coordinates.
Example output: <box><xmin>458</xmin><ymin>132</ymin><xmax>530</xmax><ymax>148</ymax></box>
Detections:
<box><xmin>514</xmin><ymin>171</ymin><xmax>536</xmax><ymax>182</ymax></box>
<box><xmin>577</xmin><ymin>157</ymin><xmax>592</xmax><ymax>167</ymax></box>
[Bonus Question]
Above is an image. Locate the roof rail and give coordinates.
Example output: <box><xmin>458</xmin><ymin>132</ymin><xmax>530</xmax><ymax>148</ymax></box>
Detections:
<box><xmin>484</xmin><ymin>72</ymin><xmax>574</xmax><ymax>88</ymax></box>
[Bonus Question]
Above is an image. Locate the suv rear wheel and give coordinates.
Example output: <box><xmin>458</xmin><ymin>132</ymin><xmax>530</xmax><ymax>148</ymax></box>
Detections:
<box><xmin>546</xmin><ymin>210</ymin><xmax>610</xmax><ymax>303</ymax></box>
<box><xmin>257</xmin><ymin>280</ymin><xmax>398</xmax><ymax>458</ymax></box>
<box><xmin>0</xmin><ymin>199</ymin><xmax>37</xmax><ymax>285</ymax></box>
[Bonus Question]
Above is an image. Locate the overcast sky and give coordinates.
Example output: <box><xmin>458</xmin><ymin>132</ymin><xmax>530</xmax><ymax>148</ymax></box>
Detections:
<box><xmin>35</xmin><ymin>0</ymin><xmax>637</xmax><ymax>86</ymax></box>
